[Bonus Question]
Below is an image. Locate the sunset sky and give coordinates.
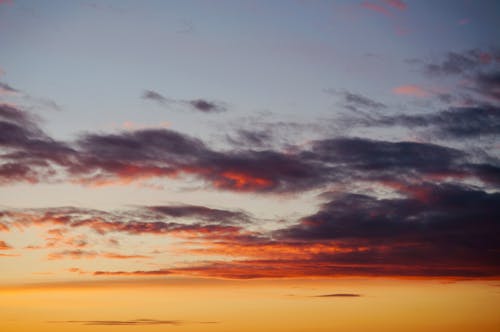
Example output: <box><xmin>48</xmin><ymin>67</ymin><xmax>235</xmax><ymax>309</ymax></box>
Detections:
<box><xmin>1</xmin><ymin>0</ymin><xmax>499</xmax><ymax>331</ymax></box>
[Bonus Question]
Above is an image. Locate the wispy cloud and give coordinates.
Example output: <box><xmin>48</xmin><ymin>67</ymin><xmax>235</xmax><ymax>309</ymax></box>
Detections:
<box><xmin>0</xmin><ymin>82</ymin><xmax>19</xmax><ymax>95</ymax></box>
<box><xmin>383</xmin><ymin>0</ymin><xmax>406</xmax><ymax>10</ymax></box>
<box><xmin>49</xmin><ymin>318</ymin><xmax>207</xmax><ymax>326</ymax></box>
<box><xmin>361</xmin><ymin>2</ymin><xmax>392</xmax><ymax>16</ymax></box>
<box><xmin>142</xmin><ymin>90</ymin><xmax>226</xmax><ymax>113</ymax></box>
<box><xmin>312</xmin><ymin>293</ymin><xmax>362</xmax><ymax>297</ymax></box>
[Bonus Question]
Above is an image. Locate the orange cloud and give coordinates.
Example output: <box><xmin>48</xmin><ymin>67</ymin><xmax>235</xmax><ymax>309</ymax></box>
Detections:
<box><xmin>48</xmin><ymin>250</ymin><xmax>151</xmax><ymax>260</ymax></box>
<box><xmin>0</xmin><ymin>240</ymin><xmax>12</xmax><ymax>250</ymax></box>
<box><xmin>392</xmin><ymin>85</ymin><xmax>429</xmax><ymax>97</ymax></box>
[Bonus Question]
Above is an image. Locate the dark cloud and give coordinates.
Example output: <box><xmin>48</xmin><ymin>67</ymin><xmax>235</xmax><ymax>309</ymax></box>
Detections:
<box><xmin>72</xmin><ymin>128</ymin><xmax>331</xmax><ymax>192</ymax></box>
<box><xmin>473</xmin><ymin>71</ymin><xmax>500</xmax><ymax>101</ymax></box>
<box><xmin>272</xmin><ymin>183</ymin><xmax>500</xmax><ymax>276</ymax></box>
<box><xmin>142</xmin><ymin>90</ymin><xmax>169</xmax><ymax>104</ymax></box>
<box><xmin>188</xmin><ymin>99</ymin><xmax>225</xmax><ymax>113</ymax></box>
<box><xmin>61</xmin><ymin>183</ymin><xmax>500</xmax><ymax>279</ymax></box>
<box><xmin>142</xmin><ymin>90</ymin><xmax>226</xmax><ymax>113</ymax></box>
<box><xmin>0</xmin><ymin>104</ymin><xmax>76</xmax><ymax>184</ymax></box>
<box><xmin>306</xmin><ymin>137</ymin><xmax>465</xmax><ymax>181</ymax></box>
<box><xmin>226</xmin><ymin>129</ymin><xmax>273</xmax><ymax>148</ymax></box>
<box><xmin>1</xmin><ymin>103</ymin><xmax>497</xmax><ymax>192</ymax></box>
<box><xmin>414</xmin><ymin>49</ymin><xmax>500</xmax><ymax>104</ymax></box>
<box><xmin>423</xmin><ymin>49</ymin><xmax>500</xmax><ymax>77</ymax></box>
<box><xmin>346</xmin><ymin>106</ymin><xmax>500</xmax><ymax>139</ymax></box>
<box><xmin>325</xmin><ymin>89</ymin><xmax>386</xmax><ymax>111</ymax></box>
<box><xmin>146</xmin><ymin>204</ymin><xmax>252</xmax><ymax>224</ymax></box>
<box><xmin>0</xmin><ymin>104</ymin><xmax>34</xmax><ymax>124</ymax></box>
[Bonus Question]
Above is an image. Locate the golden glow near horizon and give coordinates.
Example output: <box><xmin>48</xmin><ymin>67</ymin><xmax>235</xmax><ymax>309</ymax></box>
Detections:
<box><xmin>1</xmin><ymin>278</ymin><xmax>499</xmax><ymax>332</ymax></box>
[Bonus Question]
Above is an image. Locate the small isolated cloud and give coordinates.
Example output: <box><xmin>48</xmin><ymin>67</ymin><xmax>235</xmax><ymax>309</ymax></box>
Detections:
<box><xmin>143</xmin><ymin>90</ymin><xmax>169</xmax><ymax>104</ymax></box>
<box><xmin>50</xmin><ymin>319</ymin><xmax>219</xmax><ymax>326</ymax></box>
<box><xmin>392</xmin><ymin>84</ymin><xmax>429</xmax><ymax>97</ymax></box>
<box><xmin>142</xmin><ymin>90</ymin><xmax>226</xmax><ymax>113</ymax></box>
<box><xmin>313</xmin><ymin>293</ymin><xmax>361</xmax><ymax>297</ymax></box>
<box><xmin>50</xmin><ymin>319</ymin><xmax>182</xmax><ymax>326</ymax></box>
<box><xmin>326</xmin><ymin>89</ymin><xmax>386</xmax><ymax>111</ymax></box>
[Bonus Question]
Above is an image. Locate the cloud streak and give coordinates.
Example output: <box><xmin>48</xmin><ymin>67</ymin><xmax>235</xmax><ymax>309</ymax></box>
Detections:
<box><xmin>142</xmin><ymin>90</ymin><xmax>226</xmax><ymax>113</ymax></box>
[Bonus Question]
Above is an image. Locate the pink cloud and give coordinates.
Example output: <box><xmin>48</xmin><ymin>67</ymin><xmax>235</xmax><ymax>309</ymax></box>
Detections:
<box><xmin>360</xmin><ymin>2</ymin><xmax>392</xmax><ymax>16</ymax></box>
<box><xmin>383</xmin><ymin>0</ymin><xmax>407</xmax><ymax>10</ymax></box>
<box><xmin>392</xmin><ymin>85</ymin><xmax>429</xmax><ymax>97</ymax></box>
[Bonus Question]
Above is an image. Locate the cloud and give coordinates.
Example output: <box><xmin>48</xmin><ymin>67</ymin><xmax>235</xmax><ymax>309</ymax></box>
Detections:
<box><xmin>344</xmin><ymin>105</ymin><xmax>500</xmax><ymax>140</ymax></box>
<box><xmin>72</xmin><ymin>128</ymin><xmax>331</xmax><ymax>192</ymax></box>
<box><xmin>0</xmin><ymin>104</ymin><xmax>76</xmax><ymax>184</ymax></box>
<box><xmin>423</xmin><ymin>49</ymin><xmax>500</xmax><ymax>77</ymax></box>
<box><xmin>146</xmin><ymin>204</ymin><xmax>252</xmax><ymax>224</ymax></box>
<box><xmin>101</xmin><ymin>252</ymin><xmax>152</xmax><ymax>259</ymax></box>
<box><xmin>142</xmin><ymin>90</ymin><xmax>169</xmax><ymax>104</ymax></box>
<box><xmin>383</xmin><ymin>0</ymin><xmax>406</xmax><ymax>10</ymax></box>
<box><xmin>62</xmin><ymin>183</ymin><xmax>500</xmax><ymax>279</ymax></box>
<box><xmin>1</xmin><ymin>205</ymin><xmax>255</xmax><ymax>247</ymax></box>
<box><xmin>47</xmin><ymin>250</ymin><xmax>98</xmax><ymax>260</ymax></box>
<box><xmin>226</xmin><ymin>129</ymin><xmax>274</xmax><ymax>148</ymax></box>
<box><xmin>0</xmin><ymin>82</ymin><xmax>19</xmax><ymax>94</ymax></box>
<box><xmin>93</xmin><ymin>269</ymin><xmax>172</xmax><ymax>276</ymax></box>
<box><xmin>415</xmin><ymin>49</ymin><xmax>500</xmax><ymax>103</ymax></box>
<box><xmin>473</xmin><ymin>71</ymin><xmax>500</xmax><ymax>101</ymax></box>
<box><xmin>361</xmin><ymin>2</ymin><xmax>392</xmax><ymax>16</ymax></box>
<box><xmin>142</xmin><ymin>90</ymin><xmax>226</xmax><ymax>113</ymax></box>
<box><xmin>0</xmin><ymin>240</ymin><xmax>12</xmax><ymax>250</ymax></box>
<box><xmin>1</xmin><ymin>102</ymin><xmax>497</xmax><ymax>193</ymax></box>
<box><xmin>392</xmin><ymin>85</ymin><xmax>429</xmax><ymax>97</ymax></box>
<box><xmin>325</xmin><ymin>89</ymin><xmax>386</xmax><ymax>111</ymax></box>
<box><xmin>47</xmin><ymin>249</ymin><xmax>151</xmax><ymax>260</ymax></box>
<box><xmin>2</xmin><ymin>107</ymin><xmax>495</xmax><ymax>191</ymax></box>
<box><xmin>50</xmin><ymin>319</ymin><xmax>182</xmax><ymax>326</ymax></box>
<box><xmin>313</xmin><ymin>293</ymin><xmax>361</xmax><ymax>297</ymax></box>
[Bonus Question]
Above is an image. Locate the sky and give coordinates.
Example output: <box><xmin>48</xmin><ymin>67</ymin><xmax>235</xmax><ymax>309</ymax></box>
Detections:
<box><xmin>0</xmin><ymin>0</ymin><xmax>499</xmax><ymax>331</ymax></box>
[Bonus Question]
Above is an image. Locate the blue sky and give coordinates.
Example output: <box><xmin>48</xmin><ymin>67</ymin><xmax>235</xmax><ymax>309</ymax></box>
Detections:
<box><xmin>0</xmin><ymin>0</ymin><xmax>499</xmax><ymax>285</ymax></box>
